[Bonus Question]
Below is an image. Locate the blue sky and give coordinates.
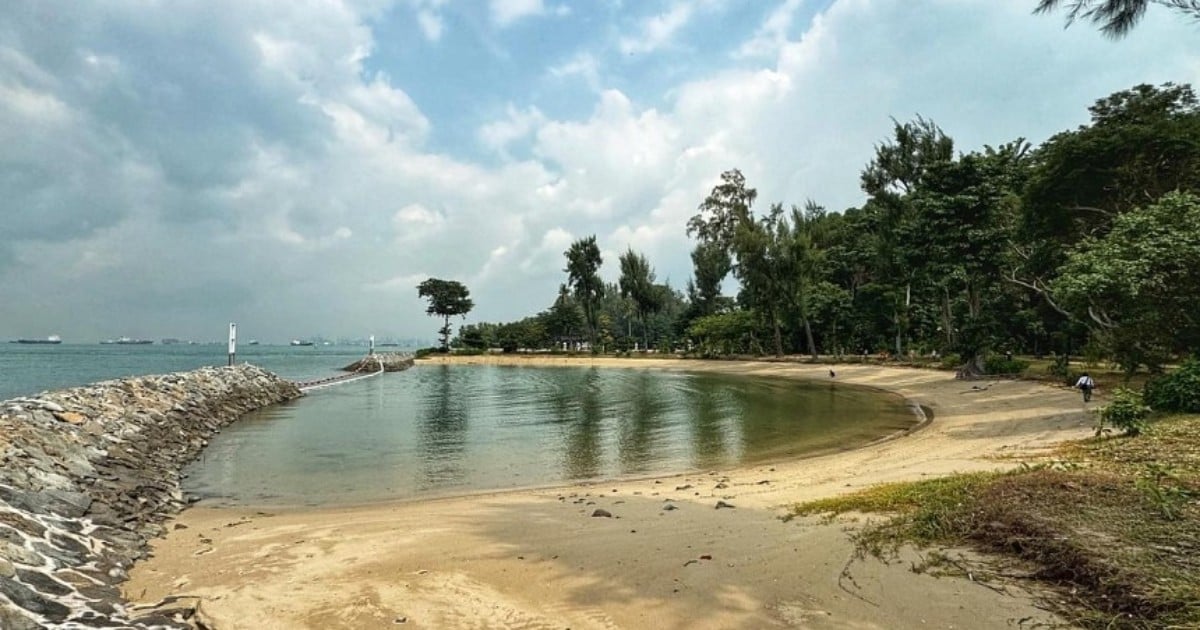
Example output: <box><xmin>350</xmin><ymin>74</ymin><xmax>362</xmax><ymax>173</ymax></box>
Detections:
<box><xmin>1</xmin><ymin>0</ymin><xmax>1197</xmax><ymax>343</ymax></box>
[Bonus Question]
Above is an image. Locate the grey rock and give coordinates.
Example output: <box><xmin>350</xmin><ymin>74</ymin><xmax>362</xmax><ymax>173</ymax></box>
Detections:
<box><xmin>0</xmin><ymin>557</ymin><xmax>14</xmax><ymax>578</ymax></box>
<box><xmin>0</xmin><ymin>575</ymin><xmax>71</xmax><ymax>621</ymax></box>
<box><xmin>715</xmin><ymin>500</ymin><xmax>735</xmax><ymax>509</ymax></box>
<box><xmin>0</xmin><ymin>601</ymin><xmax>43</xmax><ymax>630</ymax></box>
<box><xmin>591</xmin><ymin>509</ymin><xmax>613</xmax><ymax>518</ymax></box>
<box><xmin>15</xmin><ymin>568</ymin><xmax>72</xmax><ymax>596</ymax></box>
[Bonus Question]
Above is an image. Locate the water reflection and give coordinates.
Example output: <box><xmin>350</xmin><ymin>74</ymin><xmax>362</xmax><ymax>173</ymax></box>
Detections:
<box><xmin>564</xmin><ymin>368</ymin><xmax>604</xmax><ymax>479</ymax></box>
<box><xmin>685</xmin><ymin>374</ymin><xmax>735</xmax><ymax>469</ymax></box>
<box><xmin>417</xmin><ymin>365</ymin><xmax>469</xmax><ymax>487</ymax></box>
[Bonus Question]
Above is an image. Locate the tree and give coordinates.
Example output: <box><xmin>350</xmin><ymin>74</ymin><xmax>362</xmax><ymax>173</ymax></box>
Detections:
<box><xmin>618</xmin><ymin>248</ymin><xmax>663</xmax><ymax>351</ymax></box>
<box><xmin>860</xmin><ymin>116</ymin><xmax>955</xmax><ymax>356</ymax></box>
<box><xmin>1051</xmin><ymin>192</ymin><xmax>1200</xmax><ymax>373</ymax></box>
<box><xmin>416</xmin><ymin>278</ymin><xmax>474</xmax><ymax>351</ymax></box>
<box><xmin>1035</xmin><ymin>0</ymin><xmax>1200</xmax><ymax>38</ymax></box>
<box><xmin>731</xmin><ymin>204</ymin><xmax>791</xmax><ymax>356</ymax></box>
<box><xmin>544</xmin><ymin>284</ymin><xmax>584</xmax><ymax>347</ymax></box>
<box><xmin>564</xmin><ymin>236</ymin><xmax>605</xmax><ymax>349</ymax></box>
<box><xmin>687</xmin><ymin>169</ymin><xmax>757</xmax><ymax>253</ymax></box>
<box><xmin>687</xmin><ymin>241</ymin><xmax>731</xmax><ymax>318</ymax></box>
<box><xmin>1015</xmin><ymin>83</ymin><xmax>1200</xmax><ymax>326</ymax></box>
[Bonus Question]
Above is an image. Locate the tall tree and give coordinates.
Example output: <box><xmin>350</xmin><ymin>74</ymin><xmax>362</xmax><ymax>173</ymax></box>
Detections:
<box><xmin>618</xmin><ymin>248</ymin><xmax>663</xmax><ymax>350</ymax></box>
<box><xmin>687</xmin><ymin>241</ymin><xmax>732</xmax><ymax>318</ymax></box>
<box><xmin>544</xmin><ymin>284</ymin><xmax>584</xmax><ymax>347</ymax></box>
<box><xmin>1035</xmin><ymin>0</ymin><xmax>1200</xmax><ymax>37</ymax></box>
<box><xmin>687</xmin><ymin>169</ymin><xmax>756</xmax><ymax>256</ymax></box>
<box><xmin>860</xmin><ymin>116</ymin><xmax>955</xmax><ymax>356</ymax></box>
<box><xmin>564</xmin><ymin>236</ymin><xmax>605</xmax><ymax>349</ymax></box>
<box><xmin>731</xmin><ymin>204</ymin><xmax>791</xmax><ymax>356</ymax></box>
<box><xmin>416</xmin><ymin>278</ymin><xmax>474</xmax><ymax>351</ymax></box>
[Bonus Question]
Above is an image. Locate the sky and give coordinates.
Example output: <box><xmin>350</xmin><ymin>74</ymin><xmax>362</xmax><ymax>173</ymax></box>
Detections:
<box><xmin>1</xmin><ymin>0</ymin><xmax>1197</xmax><ymax>344</ymax></box>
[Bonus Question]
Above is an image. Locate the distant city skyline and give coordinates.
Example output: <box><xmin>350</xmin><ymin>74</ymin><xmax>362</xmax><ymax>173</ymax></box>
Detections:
<box><xmin>2</xmin><ymin>1</ymin><xmax>1197</xmax><ymax>341</ymax></box>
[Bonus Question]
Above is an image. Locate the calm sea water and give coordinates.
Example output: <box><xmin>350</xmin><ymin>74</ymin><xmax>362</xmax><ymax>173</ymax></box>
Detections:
<box><xmin>0</xmin><ymin>343</ymin><xmax>373</xmax><ymax>401</ymax></box>
<box><xmin>183</xmin><ymin>364</ymin><xmax>917</xmax><ymax>506</ymax></box>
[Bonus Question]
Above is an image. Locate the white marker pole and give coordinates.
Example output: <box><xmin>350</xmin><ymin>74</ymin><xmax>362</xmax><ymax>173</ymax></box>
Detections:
<box><xmin>228</xmin><ymin>322</ymin><xmax>237</xmax><ymax>366</ymax></box>
<box><xmin>369</xmin><ymin>334</ymin><xmax>375</xmax><ymax>355</ymax></box>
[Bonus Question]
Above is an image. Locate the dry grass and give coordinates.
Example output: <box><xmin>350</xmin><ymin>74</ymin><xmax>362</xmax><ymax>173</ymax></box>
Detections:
<box><xmin>791</xmin><ymin>415</ymin><xmax>1200</xmax><ymax>629</ymax></box>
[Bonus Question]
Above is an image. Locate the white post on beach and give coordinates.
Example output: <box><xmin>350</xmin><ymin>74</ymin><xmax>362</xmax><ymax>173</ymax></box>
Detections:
<box><xmin>369</xmin><ymin>334</ymin><xmax>375</xmax><ymax>355</ymax></box>
<box><xmin>228</xmin><ymin>322</ymin><xmax>237</xmax><ymax>366</ymax></box>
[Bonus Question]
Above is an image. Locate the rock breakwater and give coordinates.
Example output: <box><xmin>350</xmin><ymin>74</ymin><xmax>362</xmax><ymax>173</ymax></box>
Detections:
<box><xmin>0</xmin><ymin>365</ymin><xmax>301</xmax><ymax>628</ymax></box>
<box><xmin>341</xmin><ymin>352</ymin><xmax>414</xmax><ymax>373</ymax></box>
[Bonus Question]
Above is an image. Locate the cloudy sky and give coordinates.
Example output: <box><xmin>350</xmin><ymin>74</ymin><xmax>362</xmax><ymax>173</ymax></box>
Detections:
<box><xmin>1</xmin><ymin>0</ymin><xmax>1196</xmax><ymax>344</ymax></box>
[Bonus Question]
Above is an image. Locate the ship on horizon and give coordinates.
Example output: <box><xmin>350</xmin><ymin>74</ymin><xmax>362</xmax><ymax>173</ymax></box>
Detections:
<box><xmin>101</xmin><ymin>337</ymin><xmax>154</xmax><ymax>345</ymax></box>
<box><xmin>11</xmin><ymin>335</ymin><xmax>62</xmax><ymax>344</ymax></box>
<box><xmin>290</xmin><ymin>339</ymin><xmax>315</xmax><ymax>346</ymax></box>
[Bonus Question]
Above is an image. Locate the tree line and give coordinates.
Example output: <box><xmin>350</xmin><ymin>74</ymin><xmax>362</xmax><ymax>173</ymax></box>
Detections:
<box><xmin>424</xmin><ymin>82</ymin><xmax>1200</xmax><ymax>377</ymax></box>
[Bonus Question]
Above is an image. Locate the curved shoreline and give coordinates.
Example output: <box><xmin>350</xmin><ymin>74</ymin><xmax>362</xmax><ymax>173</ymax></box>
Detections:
<box><xmin>125</xmin><ymin>357</ymin><xmax>1096</xmax><ymax>629</ymax></box>
<box><xmin>192</xmin><ymin>362</ymin><xmax>927</xmax><ymax>511</ymax></box>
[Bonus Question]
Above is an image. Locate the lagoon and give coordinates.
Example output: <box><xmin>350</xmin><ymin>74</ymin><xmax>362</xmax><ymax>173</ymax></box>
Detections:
<box><xmin>183</xmin><ymin>363</ymin><xmax>917</xmax><ymax>505</ymax></box>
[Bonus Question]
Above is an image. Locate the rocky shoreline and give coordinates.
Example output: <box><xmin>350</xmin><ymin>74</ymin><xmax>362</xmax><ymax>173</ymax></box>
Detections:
<box><xmin>0</xmin><ymin>365</ymin><xmax>302</xmax><ymax>628</ymax></box>
<box><xmin>340</xmin><ymin>352</ymin><xmax>414</xmax><ymax>373</ymax></box>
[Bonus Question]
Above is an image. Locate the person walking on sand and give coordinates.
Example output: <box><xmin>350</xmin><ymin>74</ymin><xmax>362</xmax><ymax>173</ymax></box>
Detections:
<box><xmin>1075</xmin><ymin>372</ymin><xmax>1095</xmax><ymax>403</ymax></box>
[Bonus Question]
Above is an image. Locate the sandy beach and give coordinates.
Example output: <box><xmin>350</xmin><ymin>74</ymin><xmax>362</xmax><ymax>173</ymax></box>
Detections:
<box><xmin>124</xmin><ymin>357</ymin><xmax>1095</xmax><ymax>629</ymax></box>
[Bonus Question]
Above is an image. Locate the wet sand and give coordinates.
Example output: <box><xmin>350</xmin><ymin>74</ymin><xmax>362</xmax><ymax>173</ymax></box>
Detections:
<box><xmin>125</xmin><ymin>357</ymin><xmax>1094</xmax><ymax>629</ymax></box>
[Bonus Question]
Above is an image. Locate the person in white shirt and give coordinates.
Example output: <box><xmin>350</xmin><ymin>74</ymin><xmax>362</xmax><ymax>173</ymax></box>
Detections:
<box><xmin>1075</xmin><ymin>372</ymin><xmax>1095</xmax><ymax>402</ymax></box>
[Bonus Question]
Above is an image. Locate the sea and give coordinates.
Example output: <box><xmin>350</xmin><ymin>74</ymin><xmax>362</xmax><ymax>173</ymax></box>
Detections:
<box><xmin>0</xmin><ymin>342</ymin><xmax>375</xmax><ymax>401</ymax></box>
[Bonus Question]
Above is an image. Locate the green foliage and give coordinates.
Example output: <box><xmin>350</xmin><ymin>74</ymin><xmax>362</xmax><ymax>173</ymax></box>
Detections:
<box><xmin>414</xmin><ymin>346</ymin><xmax>444</xmax><ymax>359</ymax></box>
<box><xmin>564</xmin><ymin>236</ymin><xmax>604</xmax><ymax>348</ymax></box>
<box><xmin>1052</xmin><ymin>192</ymin><xmax>1200</xmax><ymax>372</ymax></box>
<box><xmin>984</xmin><ymin>355</ymin><xmax>1030</xmax><ymax>375</ymax></box>
<box><xmin>1134</xmin><ymin>463</ymin><xmax>1193</xmax><ymax>521</ymax></box>
<box><xmin>1144</xmin><ymin>357</ymin><xmax>1200</xmax><ymax>413</ymax></box>
<box><xmin>937</xmin><ymin>352</ymin><xmax>962</xmax><ymax>370</ymax></box>
<box><xmin>417</xmin><ymin>278</ymin><xmax>474</xmax><ymax>351</ymax></box>
<box><xmin>1099</xmin><ymin>387</ymin><xmax>1152</xmax><ymax>436</ymax></box>
<box><xmin>687</xmin><ymin>310</ymin><xmax>759</xmax><ymax>357</ymax></box>
<box><xmin>1036</xmin><ymin>0</ymin><xmax>1200</xmax><ymax>38</ymax></box>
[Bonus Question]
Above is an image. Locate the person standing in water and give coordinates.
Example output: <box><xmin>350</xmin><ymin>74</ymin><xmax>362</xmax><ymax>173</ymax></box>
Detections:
<box><xmin>1075</xmin><ymin>372</ymin><xmax>1095</xmax><ymax>402</ymax></box>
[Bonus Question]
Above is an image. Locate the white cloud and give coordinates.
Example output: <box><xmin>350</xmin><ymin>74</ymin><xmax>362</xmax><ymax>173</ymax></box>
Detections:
<box><xmin>618</xmin><ymin>3</ymin><xmax>694</xmax><ymax>55</ymax></box>
<box><xmin>417</xmin><ymin>10</ymin><xmax>444</xmax><ymax>41</ymax></box>
<box><xmin>478</xmin><ymin>104</ymin><xmax>547</xmax><ymax>157</ymax></box>
<box><xmin>490</xmin><ymin>0</ymin><xmax>545</xmax><ymax>27</ymax></box>
<box><xmin>548</xmin><ymin>52</ymin><xmax>600</xmax><ymax>91</ymax></box>
<box><xmin>735</xmin><ymin>0</ymin><xmax>805</xmax><ymax>59</ymax></box>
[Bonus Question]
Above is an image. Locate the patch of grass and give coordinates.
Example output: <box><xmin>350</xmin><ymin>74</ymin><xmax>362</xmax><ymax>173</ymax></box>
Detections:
<box><xmin>791</xmin><ymin>415</ymin><xmax>1200</xmax><ymax>629</ymax></box>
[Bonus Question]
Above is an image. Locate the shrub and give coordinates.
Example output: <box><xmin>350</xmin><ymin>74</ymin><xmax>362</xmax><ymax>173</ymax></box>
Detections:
<box><xmin>413</xmin><ymin>346</ymin><xmax>445</xmax><ymax>359</ymax></box>
<box><xmin>1098</xmin><ymin>388</ymin><xmax>1151</xmax><ymax>436</ymax></box>
<box><xmin>938</xmin><ymin>353</ymin><xmax>962</xmax><ymax>370</ymax></box>
<box><xmin>984</xmin><ymin>355</ymin><xmax>1030</xmax><ymax>375</ymax></box>
<box><xmin>1143</xmin><ymin>357</ymin><xmax>1200</xmax><ymax>413</ymax></box>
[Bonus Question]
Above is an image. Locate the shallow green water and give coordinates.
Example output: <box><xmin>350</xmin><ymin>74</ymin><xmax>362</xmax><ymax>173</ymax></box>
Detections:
<box><xmin>183</xmin><ymin>364</ymin><xmax>917</xmax><ymax>506</ymax></box>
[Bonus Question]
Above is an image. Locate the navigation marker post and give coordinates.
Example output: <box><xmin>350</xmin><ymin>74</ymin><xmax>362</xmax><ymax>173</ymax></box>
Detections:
<box><xmin>228</xmin><ymin>322</ymin><xmax>237</xmax><ymax>366</ymax></box>
<box><xmin>369</xmin><ymin>334</ymin><xmax>375</xmax><ymax>355</ymax></box>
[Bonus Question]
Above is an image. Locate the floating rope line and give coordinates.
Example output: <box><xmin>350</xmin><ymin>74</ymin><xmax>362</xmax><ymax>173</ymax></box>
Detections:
<box><xmin>295</xmin><ymin>355</ymin><xmax>388</xmax><ymax>392</ymax></box>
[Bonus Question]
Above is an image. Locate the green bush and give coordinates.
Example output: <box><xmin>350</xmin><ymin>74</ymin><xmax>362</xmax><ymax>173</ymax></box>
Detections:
<box><xmin>938</xmin><ymin>353</ymin><xmax>962</xmax><ymax>370</ymax></box>
<box><xmin>984</xmin><ymin>356</ymin><xmax>1029</xmax><ymax>375</ymax></box>
<box><xmin>414</xmin><ymin>346</ymin><xmax>444</xmax><ymax>359</ymax></box>
<box><xmin>1098</xmin><ymin>388</ymin><xmax>1151</xmax><ymax>436</ymax></box>
<box><xmin>1143</xmin><ymin>357</ymin><xmax>1200</xmax><ymax>413</ymax></box>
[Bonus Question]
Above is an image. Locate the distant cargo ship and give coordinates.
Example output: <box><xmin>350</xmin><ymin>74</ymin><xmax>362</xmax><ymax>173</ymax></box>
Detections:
<box><xmin>290</xmin><ymin>340</ymin><xmax>315</xmax><ymax>346</ymax></box>
<box><xmin>12</xmin><ymin>335</ymin><xmax>62</xmax><ymax>344</ymax></box>
<box><xmin>161</xmin><ymin>338</ymin><xmax>182</xmax><ymax>345</ymax></box>
<box><xmin>101</xmin><ymin>337</ymin><xmax>154</xmax><ymax>345</ymax></box>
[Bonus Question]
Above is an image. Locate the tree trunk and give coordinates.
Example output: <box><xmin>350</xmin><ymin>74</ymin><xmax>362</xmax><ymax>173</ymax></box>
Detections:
<box><xmin>772</xmin><ymin>316</ymin><xmax>783</xmax><ymax>357</ymax></box>
<box><xmin>803</xmin><ymin>317</ymin><xmax>817</xmax><ymax>359</ymax></box>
